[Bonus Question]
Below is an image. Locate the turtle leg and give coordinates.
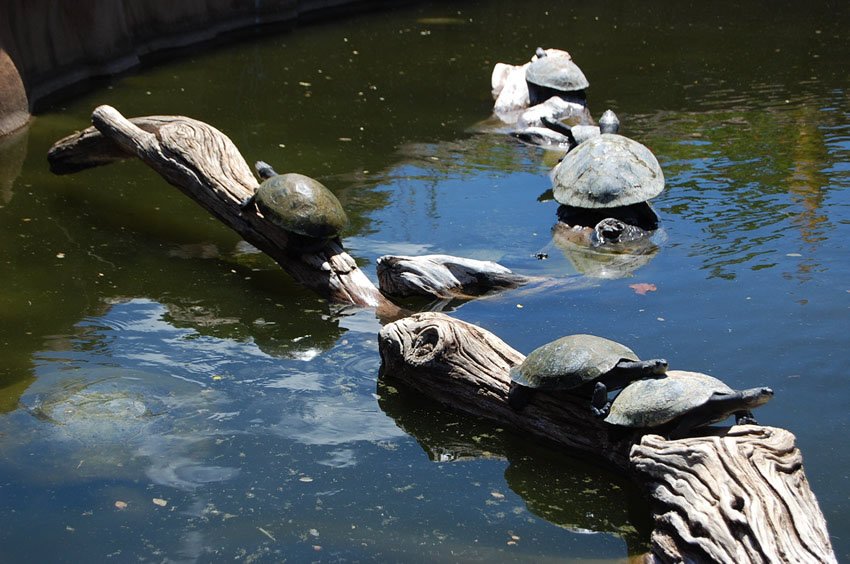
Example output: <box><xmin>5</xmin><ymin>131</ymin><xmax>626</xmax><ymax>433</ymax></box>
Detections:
<box><xmin>735</xmin><ymin>410</ymin><xmax>758</xmax><ymax>425</ymax></box>
<box><xmin>667</xmin><ymin>417</ymin><xmax>698</xmax><ymax>439</ymax></box>
<box><xmin>239</xmin><ymin>193</ymin><xmax>257</xmax><ymax>210</ymax></box>
<box><xmin>590</xmin><ymin>381</ymin><xmax>610</xmax><ymax>418</ymax></box>
<box><xmin>666</xmin><ymin>411</ymin><xmax>713</xmax><ymax>439</ymax></box>
<box><xmin>507</xmin><ymin>383</ymin><xmax>534</xmax><ymax>411</ymax></box>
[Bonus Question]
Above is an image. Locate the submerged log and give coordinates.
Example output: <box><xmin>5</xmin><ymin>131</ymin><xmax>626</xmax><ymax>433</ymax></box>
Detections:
<box><xmin>48</xmin><ymin>105</ymin><xmax>399</xmax><ymax>314</ymax></box>
<box><xmin>378</xmin><ymin>312</ymin><xmax>836</xmax><ymax>563</ymax></box>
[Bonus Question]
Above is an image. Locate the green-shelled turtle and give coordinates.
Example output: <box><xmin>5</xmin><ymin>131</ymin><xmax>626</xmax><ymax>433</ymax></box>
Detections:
<box><xmin>242</xmin><ymin>161</ymin><xmax>348</xmax><ymax>252</ymax></box>
<box><xmin>604</xmin><ymin>370</ymin><xmax>774</xmax><ymax>438</ymax></box>
<box><xmin>508</xmin><ymin>334</ymin><xmax>667</xmax><ymax>414</ymax></box>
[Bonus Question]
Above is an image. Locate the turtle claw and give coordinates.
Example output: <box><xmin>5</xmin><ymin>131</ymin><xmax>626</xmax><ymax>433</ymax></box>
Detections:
<box><xmin>591</xmin><ymin>403</ymin><xmax>610</xmax><ymax>419</ymax></box>
<box><xmin>591</xmin><ymin>382</ymin><xmax>610</xmax><ymax>418</ymax></box>
<box><xmin>735</xmin><ymin>411</ymin><xmax>758</xmax><ymax>425</ymax></box>
<box><xmin>239</xmin><ymin>193</ymin><xmax>257</xmax><ymax>210</ymax></box>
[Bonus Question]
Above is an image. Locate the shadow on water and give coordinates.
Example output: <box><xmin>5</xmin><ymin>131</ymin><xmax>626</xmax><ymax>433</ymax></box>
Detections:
<box><xmin>376</xmin><ymin>375</ymin><xmax>653</xmax><ymax>557</ymax></box>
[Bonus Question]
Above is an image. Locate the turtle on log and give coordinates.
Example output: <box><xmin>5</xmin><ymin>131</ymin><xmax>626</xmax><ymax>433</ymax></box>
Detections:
<box><xmin>604</xmin><ymin>370</ymin><xmax>774</xmax><ymax>438</ymax></box>
<box><xmin>241</xmin><ymin>161</ymin><xmax>349</xmax><ymax>253</ymax></box>
<box><xmin>525</xmin><ymin>47</ymin><xmax>590</xmax><ymax>106</ymax></box>
<box><xmin>551</xmin><ymin>132</ymin><xmax>665</xmax><ymax>238</ymax></box>
<box><xmin>508</xmin><ymin>334</ymin><xmax>667</xmax><ymax>415</ymax></box>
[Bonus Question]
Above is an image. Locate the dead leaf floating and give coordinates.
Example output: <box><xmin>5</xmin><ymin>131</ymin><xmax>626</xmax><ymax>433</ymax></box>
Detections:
<box><xmin>629</xmin><ymin>282</ymin><xmax>657</xmax><ymax>295</ymax></box>
<box><xmin>114</xmin><ymin>500</ymin><xmax>128</xmax><ymax>510</ymax></box>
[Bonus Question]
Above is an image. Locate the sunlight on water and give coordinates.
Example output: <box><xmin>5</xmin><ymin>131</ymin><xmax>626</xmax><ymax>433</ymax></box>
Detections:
<box><xmin>0</xmin><ymin>0</ymin><xmax>848</xmax><ymax>560</ymax></box>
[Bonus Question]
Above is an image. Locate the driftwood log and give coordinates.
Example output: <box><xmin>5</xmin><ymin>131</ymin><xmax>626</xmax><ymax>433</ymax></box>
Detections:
<box><xmin>48</xmin><ymin>107</ymin><xmax>835</xmax><ymax>561</ymax></box>
<box><xmin>376</xmin><ymin>254</ymin><xmax>533</xmax><ymax>300</ymax></box>
<box><xmin>47</xmin><ymin>106</ymin><xmax>534</xmax><ymax>313</ymax></box>
<box><xmin>48</xmin><ymin>105</ymin><xmax>397</xmax><ymax>313</ymax></box>
<box><xmin>378</xmin><ymin>312</ymin><xmax>836</xmax><ymax>563</ymax></box>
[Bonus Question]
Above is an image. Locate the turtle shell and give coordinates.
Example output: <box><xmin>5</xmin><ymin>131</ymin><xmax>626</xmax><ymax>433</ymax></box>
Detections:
<box><xmin>553</xmin><ymin>134</ymin><xmax>664</xmax><ymax>208</ymax></box>
<box><xmin>604</xmin><ymin>370</ymin><xmax>733</xmax><ymax>428</ymax></box>
<box><xmin>526</xmin><ymin>53</ymin><xmax>589</xmax><ymax>92</ymax></box>
<box><xmin>255</xmin><ymin>173</ymin><xmax>348</xmax><ymax>239</ymax></box>
<box><xmin>510</xmin><ymin>334</ymin><xmax>639</xmax><ymax>390</ymax></box>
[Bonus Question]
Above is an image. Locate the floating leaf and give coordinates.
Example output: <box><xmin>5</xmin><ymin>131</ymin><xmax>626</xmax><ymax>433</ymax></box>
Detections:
<box><xmin>114</xmin><ymin>500</ymin><xmax>128</xmax><ymax>510</ymax></box>
<box><xmin>629</xmin><ymin>283</ymin><xmax>657</xmax><ymax>295</ymax></box>
<box><xmin>152</xmin><ymin>498</ymin><xmax>167</xmax><ymax>507</ymax></box>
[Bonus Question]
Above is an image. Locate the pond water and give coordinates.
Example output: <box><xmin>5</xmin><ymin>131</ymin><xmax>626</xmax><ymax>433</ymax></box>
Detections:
<box><xmin>1</xmin><ymin>0</ymin><xmax>849</xmax><ymax>560</ymax></box>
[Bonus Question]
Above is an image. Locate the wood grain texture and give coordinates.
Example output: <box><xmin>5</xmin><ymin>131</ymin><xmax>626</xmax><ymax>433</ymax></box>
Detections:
<box><xmin>379</xmin><ymin>312</ymin><xmax>836</xmax><ymax>563</ymax></box>
<box><xmin>48</xmin><ymin>105</ymin><xmax>399</xmax><ymax>314</ymax></box>
<box><xmin>376</xmin><ymin>254</ymin><xmax>533</xmax><ymax>299</ymax></box>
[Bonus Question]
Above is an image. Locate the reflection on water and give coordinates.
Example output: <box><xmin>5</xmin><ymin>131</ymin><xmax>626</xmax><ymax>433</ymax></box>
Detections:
<box><xmin>377</xmin><ymin>376</ymin><xmax>652</xmax><ymax>553</ymax></box>
<box><xmin>1</xmin><ymin>0</ymin><xmax>850</xmax><ymax>560</ymax></box>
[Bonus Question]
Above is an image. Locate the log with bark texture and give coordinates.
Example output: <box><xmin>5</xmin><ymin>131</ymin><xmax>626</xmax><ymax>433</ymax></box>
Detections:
<box><xmin>48</xmin><ymin>105</ymin><xmax>399</xmax><ymax>314</ymax></box>
<box><xmin>376</xmin><ymin>254</ymin><xmax>534</xmax><ymax>299</ymax></box>
<box><xmin>378</xmin><ymin>312</ymin><xmax>836</xmax><ymax>563</ymax></box>
<box><xmin>48</xmin><ymin>107</ymin><xmax>530</xmax><ymax>313</ymax></box>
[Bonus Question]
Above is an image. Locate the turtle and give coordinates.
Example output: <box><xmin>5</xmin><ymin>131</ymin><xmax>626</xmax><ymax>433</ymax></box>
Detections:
<box><xmin>552</xmin><ymin>133</ymin><xmax>664</xmax><ymax>210</ymax></box>
<box><xmin>541</xmin><ymin>109</ymin><xmax>620</xmax><ymax>151</ymax></box>
<box><xmin>241</xmin><ymin>161</ymin><xmax>349</xmax><ymax>252</ymax></box>
<box><xmin>603</xmin><ymin>370</ymin><xmax>774</xmax><ymax>438</ymax></box>
<box><xmin>25</xmin><ymin>375</ymin><xmax>166</xmax><ymax>446</ymax></box>
<box><xmin>508</xmin><ymin>334</ymin><xmax>668</xmax><ymax>414</ymax></box>
<box><xmin>526</xmin><ymin>47</ymin><xmax>590</xmax><ymax>106</ymax></box>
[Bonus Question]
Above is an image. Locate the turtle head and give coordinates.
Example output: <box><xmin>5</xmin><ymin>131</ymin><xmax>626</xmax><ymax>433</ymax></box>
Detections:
<box><xmin>646</xmin><ymin>358</ymin><xmax>668</xmax><ymax>375</ymax></box>
<box><xmin>741</xmin><ymin>386</ymin><xmax>774</xmax><ymax>407</ymax></box>
<box><xmin>599</xmin><ymin>109</ymin><xmax>620</xmax><ymax>134</ymax></box>
<box><xmin>255</xmin><ymin>160</ymin><xmax>278</xmax><ymax>180</ymax></box>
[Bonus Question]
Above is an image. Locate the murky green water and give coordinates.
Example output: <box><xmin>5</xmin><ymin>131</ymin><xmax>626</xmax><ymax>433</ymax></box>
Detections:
<box><xmin>1</xmin><ymin>0</ymin><xmax>849</xmax><ymax>560</ymax></box>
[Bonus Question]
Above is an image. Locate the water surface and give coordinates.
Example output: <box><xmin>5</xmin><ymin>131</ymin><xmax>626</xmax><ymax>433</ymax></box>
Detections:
<box><xmin>1</xmin><ymin>0</ymin><xmax>848</xmax><ymax>560</ymax></box>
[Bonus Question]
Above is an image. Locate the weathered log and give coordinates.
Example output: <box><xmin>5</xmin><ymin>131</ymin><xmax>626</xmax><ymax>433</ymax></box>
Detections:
<box><xmin>378</xmin><ymin>312</ymin><xmax>836</xmax><ymax>563</ymax></box>
<box><xmin>47</xmin><ymin>116</ymin><xmax>176</xmax><ymax>174</ymax></box>
<box><xmin>48</xmin><ymin>105</ymin><xmax>401</xmax><ymax>316</ymax></box>
<box><xmin>634</xmin><ymin>429</ymin><xmax>835</xmax><ymax>563</ymax></box>
<box><xmin>378</xmin><ymin>311</ymin><xmax>638</xmax><ymax>468</ymax></box>
<box><xmin>376</xmin><ymin>254</ymin><xmax>534</xmax><ymax>299</ymax></box>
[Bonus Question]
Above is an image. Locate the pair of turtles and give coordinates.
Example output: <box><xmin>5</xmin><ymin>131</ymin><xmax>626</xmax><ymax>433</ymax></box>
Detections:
<box><xmin>240</xmin><ymin>161</ymin><xmax>349</xmax><ymax>253</ymax></box>
<box><xmin>508</xmin><ymin>334</ymin><xmax>773</xmax><ymax>438</ymax></box>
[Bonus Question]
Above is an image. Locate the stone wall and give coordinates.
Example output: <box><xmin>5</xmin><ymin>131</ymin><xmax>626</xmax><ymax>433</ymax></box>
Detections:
<box><xmin>0</xmin><ymin>0</ymin><xmax>402</xmax><ymax>136</ymax></box>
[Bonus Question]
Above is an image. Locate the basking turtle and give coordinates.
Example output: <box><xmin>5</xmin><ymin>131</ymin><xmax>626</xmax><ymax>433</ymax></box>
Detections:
<box><xmin>542</xmin><ymin>109</ymin><xmax>620</xmax><ymax>150</ymax></box>
<box><xmin>526</xmin><ymin>47</ymin><xmax>590</xmax><ymax>106</ymax></box>
<box><xmin>604</xmin><ymin>370</ymin><xmax>774</xmax><ymax>438</ymax></box>
<box><xmin>241</xmin><ymin>161</ymin><xmax>349</xmax><ymax>252</ymax></box>
<box><xmin>508</xmin><ymin>334</ymin><xmax>667</xmax><ymax>414</ymax></box>
<box><xmin>552</xmin><ymin>134</ymin><xmax>664</xmax><ymax>210</ymax></box>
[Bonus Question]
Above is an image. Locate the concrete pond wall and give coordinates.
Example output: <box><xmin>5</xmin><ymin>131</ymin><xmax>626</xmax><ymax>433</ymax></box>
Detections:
<box><xmin>0</xmin><ymin>0</ymin><xmax>406</xmax><ymax>136</ymax></box>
